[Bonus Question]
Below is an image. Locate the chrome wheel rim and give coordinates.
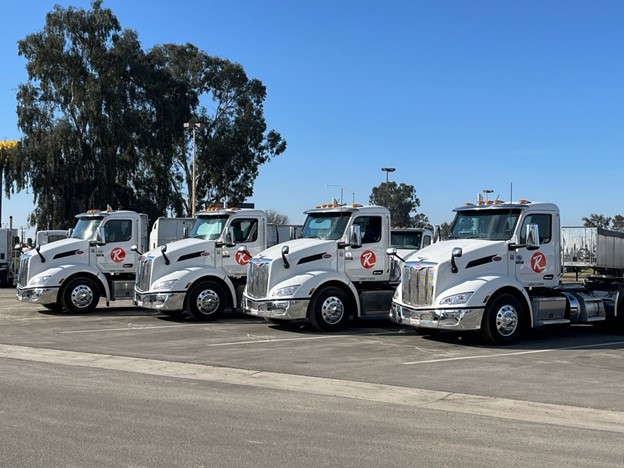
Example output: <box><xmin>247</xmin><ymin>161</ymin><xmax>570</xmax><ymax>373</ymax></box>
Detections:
<box><xmin>70</xmin><ymin>284</ymin><xmax>94</xmax><ymax>309</ymax></box>
<box><xmin>495</xmin><ymin>304</ymin><xmax>518</xmax><ymax>337</ymax></box>
<box><xmin>321</xmin><ymin>296</ymin><xmax>345</xmax><ymax>325</ymax></box>
<box><xmin>197</xmin><ymin>289</ymin><xmax>220</xmax><ymax>315</ymax></box>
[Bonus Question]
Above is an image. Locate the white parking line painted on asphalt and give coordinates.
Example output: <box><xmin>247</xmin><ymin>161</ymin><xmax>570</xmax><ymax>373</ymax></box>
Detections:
<box><xmin>1</xmin><ymin>343</ymin><xmax>623</xmax><ymax>434</ymax></box>
<box><xmin>402</xmin><ymin>340</ymin><xmax>624</xmax><ymax>365</ymax></box>
<box><xmin>59</xmin><ymin>324</ymin><xmax>198</xmax><ymax>333</ymax></box>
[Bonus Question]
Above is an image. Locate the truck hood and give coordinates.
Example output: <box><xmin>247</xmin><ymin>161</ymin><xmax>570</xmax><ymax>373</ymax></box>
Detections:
<box><xmin>404</xmin><ymin>238</ymin><xmax>508</xmax><ymax>268</ymax></box>
<box><xmin>143</xmin><ymin>237</ymin><xmax>215</xmax><ymax>260</ymax></box>
<box><xmin>29</xmin><ymin>237</ymin><xmax>91</xmax><ymax>259</ymax></box>
<box><xmin>256</xmin><ymin>238</ymin><xmax>338</xmax><ymax>265</ymax></box>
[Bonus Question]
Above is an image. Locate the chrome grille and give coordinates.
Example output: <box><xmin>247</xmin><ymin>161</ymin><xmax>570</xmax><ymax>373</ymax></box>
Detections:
<box><xmin>246</xmin><ymin>258</ymin><xmax>271</xmax><ymax>299</ymax></box>
<box><xmin>135</xmin><ymin>257</ymin><xmax>153</xmax><ymax>291</ymax></box>
<box><xmin>17</xmin><ymin>256</ymin><xmax>29</xmax><ymax>287</ymax></box>
<box><xmin>402</xmin><ymin>263</ymin><xmax>435</xmax><ymax>307</ymax></box>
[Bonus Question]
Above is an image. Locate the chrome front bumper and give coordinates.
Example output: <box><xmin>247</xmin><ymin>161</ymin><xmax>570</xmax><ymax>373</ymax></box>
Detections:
<box><xmin>16</xmin><ymin>286</ymin><xmax>59</xmax><ymax>305</ymax></box>
<box><xmin>243</xmin><ymin>296</ymin><xmax>309</xmax><ymax>320</ymax></box>
<box><xmin>134</xmin><ymin>291</ymin><xmax>186</xmax><ymax>311</ymax></box>
<box><xmin>390</xmin><ymin>302</ymin><xmax>484</xmax><ymax>331</ymax></box>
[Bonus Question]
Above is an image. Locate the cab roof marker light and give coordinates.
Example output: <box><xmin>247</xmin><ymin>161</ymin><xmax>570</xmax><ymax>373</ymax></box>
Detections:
<box><xmin>517</xmin><ymin>199</ymin><xmax>531</xmax><ymax>204</ymax></box>
<box><xmin>464</xmin><ymin>202</ymin><xmax>474</xmax><ymax>206</ymax></box>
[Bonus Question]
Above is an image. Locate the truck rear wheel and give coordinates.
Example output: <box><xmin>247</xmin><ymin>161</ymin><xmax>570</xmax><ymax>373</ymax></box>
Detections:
<box><xmin>60</xmin><ymin>277</ymin><xmax>100</xmax><ymax>314</ymax></box>
<box><xmin>309</xmin><ymin>286</ymin><xmax>350</xmax><ymax>332</ymax></box>
<box><xmin>481</xmin><ymin>293</ymin><xmax>524</xmax><ymax>345</ymax></box>
<box><xmin>187</xmin><ymin>281</ymin><xmax>226</xmax><ymax>321</ymax></box>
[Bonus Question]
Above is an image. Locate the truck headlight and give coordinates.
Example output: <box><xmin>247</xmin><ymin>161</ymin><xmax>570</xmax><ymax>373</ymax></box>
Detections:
<box><xmin>440</xmin><ymin>292</ymin><xmax>474</xmax><ymax>305</ymax></box>
<box><xmin>271</xmin><ymin>285</ymin><xmax>300</xmax><ymax>298</ymax></box>
<box><xmin>30</xmin><ymin>275</ymin><xmax>52</xmax><ymax>287</ymax></box>
<box><xmin>153</xmin><ymin>279</ymin><xmax>178</xmax><ymax>291</ymax></box>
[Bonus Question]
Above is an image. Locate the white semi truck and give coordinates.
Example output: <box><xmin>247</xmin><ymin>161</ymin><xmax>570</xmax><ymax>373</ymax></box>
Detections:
<box><xmin>134</xmin><ymin>207</ymin><xmax>301</xmax><ymax>320</ymax></box>
<box><xmin>16</xmin><ymin>209</ymin><xmax>149</xmax><ymax>312</ymax></box>
<box><xmin>242</xmin><ymin>203</ymin><xmax>432</xmax><ymax>331</ymax></box>
<box><xmin>0</xmin><ymin>228</ymin><xmax>18</xmax><ymax>287</ymax></box>
<box><xmin>389</xmin><ymin>198</ymin><xmax>624</xmax><ymax>344</ymax></box>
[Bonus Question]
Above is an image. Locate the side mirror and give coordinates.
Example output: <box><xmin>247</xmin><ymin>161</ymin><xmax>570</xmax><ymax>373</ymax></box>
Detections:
<box><xmin>183</xmin><ymin>226</ymin><xmax>189</xmax><ymax>239</ymax></box>
<box><xmin>224</xmin><ymin>227</ymin><xmax>235</xmax><ymax>247</ymax></box>
<box><xmin>451</xmin><ymin>247</ymin><xmax>463</xmax><ymax>273</ymax></box>
<box><xmin>526</xmin><ymin>224</ymin><xmax>540</xmax><ymax>250</ymax></box>
<box><xmin>130</xmin><ymin>244</ymin><xmax>142</xmax><ymax>255</ymax></box>
<box><xmin>349</xmin><ymin>225</ymin><xmax>362</xmax><ymax>248</ymax></box>
<box><xmin>97</xmin><ymin>226</ymin><xmax>106</xmax><ymax>245</ymax></box>
<box><xmin>433</xmin><ymin>225</ymin><xmax>441</xmax><ymax>243</ymax></box>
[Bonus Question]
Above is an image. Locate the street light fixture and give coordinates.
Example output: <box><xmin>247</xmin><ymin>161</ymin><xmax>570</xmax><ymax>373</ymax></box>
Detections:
<box><xmin>184</xmin><ymin>122</ymin><xmax>202</xmax><ymax>216</ymax></box>
<box><xmin>381</xmin><ymin>167</ymin><xmax>396</xmax><ymax>183</ymax></box>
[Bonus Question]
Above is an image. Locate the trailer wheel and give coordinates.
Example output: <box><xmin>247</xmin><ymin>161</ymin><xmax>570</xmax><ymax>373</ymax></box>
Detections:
<box><xmin>187</xmin><ymin>281</ymin><xmax>225</xmax><ymax>321</ymax></box>
<box><xmin>309</xmin><ymin>286</ymin><xmax>350</xmax><ymax>332</ymax></box>
<box><xmin>481</xmin><ymin>293</ymin><xmax>524</xmax><ymax>345</ymax></box>
<box><xmin>60</xmin><ymin>277</ymin><xmax>100</xmax><ymax>313</ymax></box>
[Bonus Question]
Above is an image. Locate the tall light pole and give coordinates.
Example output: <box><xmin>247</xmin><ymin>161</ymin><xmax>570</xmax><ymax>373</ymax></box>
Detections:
<box><xmin>184</xmin><ymin>122</ymin><xmax>202</xmax><ymax>215</ymax></box>
<box><xmin>381</xmin><ymin>167</ymin><xmax>396</xmax><ymax>183</ymax></box>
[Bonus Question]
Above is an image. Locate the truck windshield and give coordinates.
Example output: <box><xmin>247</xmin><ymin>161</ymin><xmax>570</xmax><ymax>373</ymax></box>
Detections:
<box><xmin>190</xmin><ymin>215</ymin><xmax>229</xmax><ymax>240</ymax></box>
<box><xmin>71</xmin><ymin>217</ymin><xmax>104</xmax><ymax>240</ymax></box>
<box><xmin>302</xmin><ymin>212</ymin><xmax>351</xmax><ymax>240</ymax></box>
<box><xmin>448</xmin><ymin>210</ymin><xmax>520</xmax><ymax>241</ymax></box>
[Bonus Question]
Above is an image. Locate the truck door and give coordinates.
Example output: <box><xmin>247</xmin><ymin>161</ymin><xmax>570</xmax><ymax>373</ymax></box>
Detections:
<box><xmin>220</xmin><ymin>217</ymin><xmax>263</xmax><ymax>277</ymax></box>
<box><xmin>345</xmin><ymin>215</ymin><xmax>389</xmax><ymax>282</ymax></box>
<box><xmin>514</xmin><ymin>212</ymin><xmax>559</xmax><ymax>288</ymax></box>
<box><xmin>97</xmin><ymin>218</ymin><xmax>137</xmax><ymax>274</ymax></box>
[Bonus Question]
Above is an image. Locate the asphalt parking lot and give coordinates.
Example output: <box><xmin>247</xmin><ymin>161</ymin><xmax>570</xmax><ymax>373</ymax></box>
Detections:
<box><xmin>2</xmin><ymin>288</ymin><xmax>624</xmax><ymax>411</ymax></box>
<box><xmin>2</xmin><ymin>288</ymin><xmax>624</xmax><ymax>466</ymax></box>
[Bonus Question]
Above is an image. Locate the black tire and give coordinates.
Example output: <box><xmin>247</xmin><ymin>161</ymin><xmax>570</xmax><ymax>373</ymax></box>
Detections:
<box><xmin>309</xmin><ymin>286</ymin><xmax>350</xmax><ymax>332</ymax></box>
<box><xmin>187</xmin><ymin>281</ymin><xmax>226</xmax><ymax>321</ymax></box>
<box><xmin>481</xmin><ymin>293</ymin><xmax>525</xmax><ymax>345</ymax></box>
<box><xmin>60</xmin><ymin>277</ymin><xmax>100</xmax><ymax>314</ymax></box>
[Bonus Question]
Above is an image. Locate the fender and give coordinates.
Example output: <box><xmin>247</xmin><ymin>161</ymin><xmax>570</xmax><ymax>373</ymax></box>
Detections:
<box><xmin>276</xmin><ymin>269</ymin><xmax>361</xmax><ymax>315</ymax></box>
<box><xmin>153</xmin><ymin>266</ymin><xmax>237</xmax><ymax>308</ymax></box>
<box><xmin>454</xmin><ymin>275</ymin><xmax>533</xmax><ymax>327</ymax></box>
<box><xmin>29</xmin><ymin>263</ymin><xmax>112</xmax><ymax>302</ymax></box>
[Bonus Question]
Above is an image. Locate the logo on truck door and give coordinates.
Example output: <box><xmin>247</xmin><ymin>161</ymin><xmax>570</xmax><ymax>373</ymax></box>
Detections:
<box><xmin>110</xmin><ymin>247</ymin><xmax>126</xmax><ymax>263</ymax></box>
<box><xmin>235</xmin><ymin>250</ymin><xmax>252</xmax><ymax>265</ymax></box>
<box><xmin>360</xmin><ymin>250</ymin><xmax>376</xmax><ymax>269</ymax></box>
<box><xmin>530</xmin><ymin>252</ymin><xmax>546</xmax><ymax>273</ymax></box>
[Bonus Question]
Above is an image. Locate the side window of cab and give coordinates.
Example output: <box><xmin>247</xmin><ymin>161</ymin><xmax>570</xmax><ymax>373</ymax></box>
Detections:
<box><xmin>520</xmin><ymin>214</ymin><xmax>551</xmax><ymax>244</ymax></box>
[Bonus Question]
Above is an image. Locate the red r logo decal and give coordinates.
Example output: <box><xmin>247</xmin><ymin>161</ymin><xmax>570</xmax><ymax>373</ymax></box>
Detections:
<box><xmin>235</xmin><ymin>250</ymin><xmax>251</xmax><ymax>265</ymax></box>
<box><xmin>111</xmin><ymin>247</ymin><xmax>126</xmax><ymax>263</ymax></box>
<box><xmin>360</xmin><ymin>250</ymin><xmax>376</xmax><ymax>269</ymax></box>
<box><xmin>531</xmin><ymin>252</ymin><xmax>546</xmax><ymax>273</ymax></box>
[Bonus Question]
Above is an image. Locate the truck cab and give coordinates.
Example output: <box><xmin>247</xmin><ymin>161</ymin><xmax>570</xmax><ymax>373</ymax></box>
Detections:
<box><xmin>389</xmin><ymin>198</ymin><xmax>620</xmax><ymax>344</ymax></box>
<box><xmin>16</xmin><ymin>209</ymin><xmax>148</xmax><ymax>312</ymax></box>
<box><xmin>134</xmin><ymin>207</ymin><xmax>297</xmax><ymax>320</ymax></box>
<box><xmin>243</xmin><ymin>203</ymin><xmax>405</xmax><ymax>331</ymax></box>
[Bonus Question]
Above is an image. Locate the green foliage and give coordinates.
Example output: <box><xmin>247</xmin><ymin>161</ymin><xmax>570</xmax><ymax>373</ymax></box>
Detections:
<box><xmin>582</xmin><ymin>213</ymin><xmax>624</xmax><ymax>232</ymax></box>
<box><xmin>369</xmin><ymin>181</ymin><xmax>427</xmax><ymax>228</ymax></box>
<box><xmin>582</xmin><ymin>213</ymin><xmax>613</xmax><ymax>230</ymax></box>
<box><xmin>7</xmin><ymin>1</ymin><xmax>286</xmax><ymax>230</ymax></box>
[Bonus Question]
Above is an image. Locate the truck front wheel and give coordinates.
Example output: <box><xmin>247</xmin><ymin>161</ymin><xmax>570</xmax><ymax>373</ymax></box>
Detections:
<box><xmin>60</xmin><ymin>277</ymin><xmax>100</xmax><ymax>313</ymax></box>
<box><xmin>481</xmin><ymin>293</ymin><xmax>524</xmax><ymax>345</ymax></box>
<box><xmin>187</xmin><ymin>281</ymin><xmax>226</xmax><ymax>321</ymax></box>
<box><xmin>309</xmin><ymin>286</ymin><xmax>350</xmax><ymax>332</ymax></box>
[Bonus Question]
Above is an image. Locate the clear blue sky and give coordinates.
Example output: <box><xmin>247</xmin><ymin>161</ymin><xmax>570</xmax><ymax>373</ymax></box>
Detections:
<box><xmin>2</xmin><ymin>0</ymin><xmax>623</xmax><ymax>238</ymax></box>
